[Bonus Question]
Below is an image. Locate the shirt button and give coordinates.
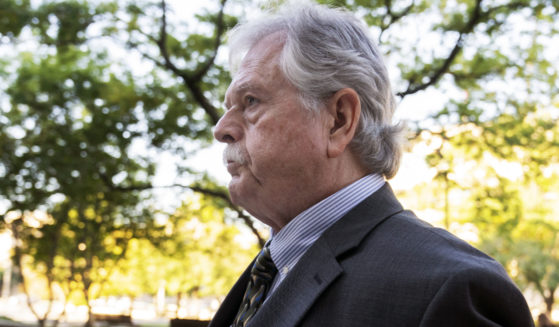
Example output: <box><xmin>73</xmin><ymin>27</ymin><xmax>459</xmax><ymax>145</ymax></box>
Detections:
<box><xmin>282</xmin><ymin>266</ymin><xmax>289</xmax><ymax>275</ymax></box>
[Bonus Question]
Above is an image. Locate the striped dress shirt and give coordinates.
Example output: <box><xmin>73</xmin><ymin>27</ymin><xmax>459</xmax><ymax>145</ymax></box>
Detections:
<box><xmin>267</xmin><ymin>174</ymin><xmax>385</xmax><ymax>294</ymax></box>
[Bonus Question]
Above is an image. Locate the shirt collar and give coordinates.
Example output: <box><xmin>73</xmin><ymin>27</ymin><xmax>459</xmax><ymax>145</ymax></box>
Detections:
<box><xmin>268</xmin><ymin>174</ymin><xmax>385</xmax><ymax>278</ymax></box>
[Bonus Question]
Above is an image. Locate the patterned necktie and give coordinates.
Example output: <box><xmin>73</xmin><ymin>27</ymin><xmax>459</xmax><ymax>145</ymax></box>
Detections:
<box><xmin>232</xmin><ymin>246</ymin><xmax>278</xmax><ymax>327</ymax></box>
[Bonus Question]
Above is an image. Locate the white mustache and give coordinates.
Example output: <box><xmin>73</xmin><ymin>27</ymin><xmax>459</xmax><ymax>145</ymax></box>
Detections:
<box><xmin>223</xmin><ymin>144</ymin><xmax>248</xmax><ymax>165</ymax></box>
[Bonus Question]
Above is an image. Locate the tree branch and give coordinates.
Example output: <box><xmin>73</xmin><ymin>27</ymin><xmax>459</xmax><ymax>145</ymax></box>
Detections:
<box><xmin>190</xmin><ymin>185</ymin><xmax>266</xmax><ymax>247</ymax></box>
<box><xmin>397</xmin><ymin>0</ymin><xmax>483</xmax><ymax>98</ymax></box>
<box><xmin>383</xmin><ymin>0</ymin><xmax>414</xmax><ymax>30</ymax></box>
<box><xmin>154</xmin><ymin>0</ymin><xmax>221</xmax><ymax>125</ymax></box>
<box><xmin>125</xmin><ymin>0</ymin><xmax>229</xmax><ymax>125</ymax></box>
<box><xmin>191</xmin><ymin>0</ymin><xmax>229</xmax><ymax>82</ymax></box>
<box><xmin>99</xmin><ymin>174</ymin><xmax>266</xmax><ymax>247</ymax></box>
<box><xmin>183</xmin><ymin>79</ymin><xmax>222</xmax><ymax>125</ymax></box>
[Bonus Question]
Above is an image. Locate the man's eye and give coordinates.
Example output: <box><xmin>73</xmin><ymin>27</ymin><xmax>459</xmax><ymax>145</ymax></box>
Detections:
<box><xmin>246</xmin><ymin>96</ymin><xmax>257</xmax><ymax>105</ymax></box>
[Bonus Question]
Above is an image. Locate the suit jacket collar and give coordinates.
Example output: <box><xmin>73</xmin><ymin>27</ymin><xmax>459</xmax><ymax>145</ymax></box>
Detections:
<box><xmin>209</xmin><ymin>183</ymin><xmax>403</xmax><ymax>327</ymax></box>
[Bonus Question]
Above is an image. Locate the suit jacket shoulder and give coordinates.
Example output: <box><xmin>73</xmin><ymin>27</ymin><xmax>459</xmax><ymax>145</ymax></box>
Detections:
<box><xmin>210</xmin><ymin>184</ymin><xmax>535</xmax><ymax>327</ymax></box>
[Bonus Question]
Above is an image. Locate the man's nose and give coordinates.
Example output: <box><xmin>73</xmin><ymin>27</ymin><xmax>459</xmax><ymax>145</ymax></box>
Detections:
<box><xmin>214</xmin><ymin>110</ymin><xmax>241</xmax><ymax>143</ymax></box>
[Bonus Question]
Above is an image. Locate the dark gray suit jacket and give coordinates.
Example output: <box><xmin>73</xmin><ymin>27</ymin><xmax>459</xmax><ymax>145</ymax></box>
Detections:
<box><xmin>209</xmin><ymin>184</ymin><xmax>534</xmax><ymax>326</ymax></box>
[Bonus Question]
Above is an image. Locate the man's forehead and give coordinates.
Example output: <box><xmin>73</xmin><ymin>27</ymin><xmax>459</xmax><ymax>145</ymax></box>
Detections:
<box><xmin>229</xmin><ymin>32</ymin><xmax>286</xmax><ymax>82</ymax></box>
<box><xmin>227</xmin><ymin>69</ymin><xmax>264</xmax><ymax>92</ymax></box>
<box><xmin>236</xmin><ymin>31</ymin><xmax>286</xmax><ymax>66</ymax></box>
<box><xmin>226</xmin><ymin>57</ymin><xmax>280</xmax><ymax>97</ymax></box>
<box><xmin>225</xmin><ymin>33</ymin><xmax>287</xmax><ymax>102</ymax></box>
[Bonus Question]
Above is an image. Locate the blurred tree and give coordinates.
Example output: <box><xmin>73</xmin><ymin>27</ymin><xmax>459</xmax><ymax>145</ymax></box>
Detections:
<box><xmin>0</xmin><ymin>1</ymin><xmax>156</xmax><ymax>325</ymax></box>
<box><xmin>156</xmin><ymin>194</ymin><xmax>259</xmax><ymax>301</ymax></box>
<box><xmin>99</xmin><ymin>238</ymin><xmax>165</xmax><ymax>315</ymax></box>
<box><xmin>510</xmin><ymin>220</ymin><xmax>559</xmax><ymax>319</ymax></box>
<box><xmin>403</xmin><ymin>112</ymin><xmax>559</xmax><ymax>317</ymax></box>
<box><xmin>482</xmin><ymin>218</ymin><xmax>559</xmax><ymax>319</ymax></box>
<box><xmin>103</xmin><ymin>193</ymin><xmax>258</xmax><ymax>318</ymax></box>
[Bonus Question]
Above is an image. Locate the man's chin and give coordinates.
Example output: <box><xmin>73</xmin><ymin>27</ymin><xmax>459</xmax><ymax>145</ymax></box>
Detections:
<box><xmin>228</xmin><ymin>178</ymin><xmax>259</xmax><ymax>209</ymax></box>
<box><xmin>227</xmin><ymin>179</ymin><xmax>244</xmax><ymax>205</ymax></box>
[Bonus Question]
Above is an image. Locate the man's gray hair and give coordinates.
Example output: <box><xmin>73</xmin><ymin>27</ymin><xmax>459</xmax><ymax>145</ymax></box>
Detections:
<box><xmin>228</xmin><ymin>3</ymin><xmax>404</xmax><ymax>179</ymax></box>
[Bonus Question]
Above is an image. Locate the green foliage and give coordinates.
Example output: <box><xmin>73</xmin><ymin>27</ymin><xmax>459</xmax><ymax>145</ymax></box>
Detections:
<box><xmin>0</xmin><ymin>0</ymin><xmax>239</xmax><ymax>324</ymax></box>
<box><xmin>480</xmin><ymin>219</ymin><xmax>559</xmax><ymax>316</ymax></box>
<box><xmin>403</xmin><ymin>111</ymin><xmax>559</xmax><ymax>314</ymax></box>
<box><xmin>0</xmin><ymin>0</ymin><xmax>32</xmax><ymax>38</ymax></box>
<box><xmin>32</xmin><ymin>1</ymin><xmax>96</xmax><ymax>48</ymax></box>
<box><xmin>469</xmin><ymin>176</ymin><xmax>523</xmax><ymax>237</ymax></box>
<box><xmin>104</xmin><ymin>194</ymin><xmax>258</xmax><ymax>302</ymax></box>
<box><xmin>158</xmin><ymin>194</ymin><xmax>258</xmax><ymax>297</ymax></box>
<box><xmin>511</xmin><ymin>221</ymin><xmax>559</xmax><ymax>291</ymax></box>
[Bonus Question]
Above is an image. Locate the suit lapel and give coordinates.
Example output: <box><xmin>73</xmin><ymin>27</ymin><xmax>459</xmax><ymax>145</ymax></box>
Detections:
<box><xmin>247</xmin><ymin>237</ymin><xmax>343</xmax><ymax>327</ymax></box>
<box><xmin>246</xmin><ymin>184</ymin><xmax>404</xmax><ymax>327</ymax></box>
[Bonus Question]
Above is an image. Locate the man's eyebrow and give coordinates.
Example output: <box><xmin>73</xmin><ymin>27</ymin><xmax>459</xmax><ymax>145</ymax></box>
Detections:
<box><xmin>234</xmin><ymin>82</ymin><xmax>266</xmax><ymax>94</ymax></box>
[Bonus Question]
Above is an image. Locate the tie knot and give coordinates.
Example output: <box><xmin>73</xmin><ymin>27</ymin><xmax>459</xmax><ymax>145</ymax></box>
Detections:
<box><xmin>252</xmin><ymin>246</ymin><xmax>277</xmax><ymax>280</ymax></box>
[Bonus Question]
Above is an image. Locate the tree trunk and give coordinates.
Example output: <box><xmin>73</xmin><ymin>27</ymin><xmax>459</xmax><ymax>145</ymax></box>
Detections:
<box><xmin>175</xmin><ymin>292</ymin><xmax>182</xmax><ymax>318</ymax></box>
<box><xmin>544</xmin><ymin>287</ymin><xmax>556</xmax><ymax>318</ymax></box>
<box><xmin>11</xmin><ymin>220</ymin><xmax>53</xmax><ymax>327</ymax></box>
<box><xmin>1</xmin><ymin>255</ymin><xmax>12</xmax><ymax>299</ymax></box>
<box><xmin>82</xmin><ymin>281</ymin><xmax>94</xmax><ymax>327</ymax></box>
<box><xmin>128</xmin><ymin>296</ymin><xmax>135</xmax><ymax>316</ymax></box>
<box><xmin>84</xmin><ymin>307</ymin><xmax>93</xmax><ymax>327</ymax></box>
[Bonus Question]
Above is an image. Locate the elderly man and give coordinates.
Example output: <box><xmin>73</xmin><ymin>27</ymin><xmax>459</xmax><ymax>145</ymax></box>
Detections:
<box><xmin>210</xmin><ymin>3</ymin><xmax>534</xmax><ymax>327</ymax></box>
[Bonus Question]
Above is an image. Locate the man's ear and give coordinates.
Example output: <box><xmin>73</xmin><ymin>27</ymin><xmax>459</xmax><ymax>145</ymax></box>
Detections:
<box><xmin>326</xmin><ymin>88</ymin><xmax>361</xmax><ymax>158</ymax></box>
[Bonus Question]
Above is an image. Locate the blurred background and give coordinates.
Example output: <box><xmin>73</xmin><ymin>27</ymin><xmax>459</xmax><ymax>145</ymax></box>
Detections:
<box><xmin>0</xmin><ymin>0</ymin><xmax>558</xmax><ymax>326</ymax></box>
